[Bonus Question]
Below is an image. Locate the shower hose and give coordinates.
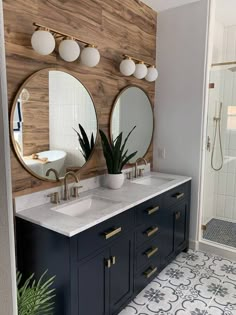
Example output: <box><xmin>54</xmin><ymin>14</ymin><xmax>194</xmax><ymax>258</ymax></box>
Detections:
<box><xmin>211</xmin><ymin>102</ymin><xmax>223</xmax><ymax>171</ymax></box>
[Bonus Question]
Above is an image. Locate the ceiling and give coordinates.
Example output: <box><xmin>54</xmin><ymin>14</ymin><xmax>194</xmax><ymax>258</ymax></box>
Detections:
<box><xmin>141</xmin><ymin>0</ymin><xmax>200</xmax><ymax>12</ymax></box>
<box><xmin>215</xmin><ymin>0</ymin><xmax>236</xmax><ymax>26</ymax></box>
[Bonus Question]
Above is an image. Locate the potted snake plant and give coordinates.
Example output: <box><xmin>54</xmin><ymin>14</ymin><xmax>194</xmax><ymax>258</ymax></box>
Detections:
<box><xmin>17</xmin><ymin>270</ymin><xmax>55</xmax><ymax>315</ymax></box>
<box><xmin>99</xmin><ymin>126</ymin><xmax>137</xmax><ymax>189</ymax></box>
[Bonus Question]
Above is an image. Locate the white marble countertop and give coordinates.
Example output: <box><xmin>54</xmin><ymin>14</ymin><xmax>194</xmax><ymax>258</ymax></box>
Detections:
<box><xmin>16</xmin><ymin>172</ymin><xmax>191</xmax><ymax>237</ymax></box>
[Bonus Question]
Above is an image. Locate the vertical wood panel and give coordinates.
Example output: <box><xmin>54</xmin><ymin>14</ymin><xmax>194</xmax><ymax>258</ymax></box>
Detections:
<box><xmin>3</xmin><ymin>0</ymin><xmax>157</xmax><ymax>195</ymax></box>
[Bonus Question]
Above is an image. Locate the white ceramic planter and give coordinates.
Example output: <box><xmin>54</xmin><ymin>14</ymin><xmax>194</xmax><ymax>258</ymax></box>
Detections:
<box><xmin>106</xmin><ymin>173</ymin><xmax>125</xmax><ymax>189</ymax></box>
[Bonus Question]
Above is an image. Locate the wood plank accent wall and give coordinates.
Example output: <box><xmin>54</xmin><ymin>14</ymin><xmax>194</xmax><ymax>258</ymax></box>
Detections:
<box><xmin>3</xmin><ymin>0</ymin><xmax>157</xmax><ymax>196</ymax></box>
<box><xmin>21</xmin><ymin>73</ymin><xmax>49</xmax><ymax>156</ymax></box>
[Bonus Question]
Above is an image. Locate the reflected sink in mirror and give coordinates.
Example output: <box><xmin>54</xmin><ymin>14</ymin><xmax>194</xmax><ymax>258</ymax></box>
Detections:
<box><xmin>131</xmin><ymin>175</ymin><xmax>174</xmax><ymax>187</ymax></box>
<box><xmin>23</xmin><ymin>150</ymin><xmax>66</xmax><ymax>179</ymax></box>
<box><xmin>52</xmin><ymin>195</ymin><xmax>117</xmax><ymax>218</ymax></box>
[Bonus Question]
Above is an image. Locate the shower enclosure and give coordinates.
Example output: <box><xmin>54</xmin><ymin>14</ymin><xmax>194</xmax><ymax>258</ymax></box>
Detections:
<box><xmin>201</xmin><ymin>0</ymin><xmax>236</xmax><ymax>251</ymax></box>
<box><xmin>202</xmin><ymin>62</ymin><xmax>236</xmax><ymax>250</ymax></box>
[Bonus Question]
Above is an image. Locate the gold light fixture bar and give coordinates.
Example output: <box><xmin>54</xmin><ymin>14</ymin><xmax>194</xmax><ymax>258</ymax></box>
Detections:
<box><xmin>33</xmin><ymin>22</ymin><xmax>97</xmax><ymax>48</ymax></box>
<box><xmin>212</xmin><ymin>61</ymin><xmax>236</xmax><ymax>67</ymax></box>
<box><xmin>123</xmin><ymin>54</ymin><xmax>155</xmax><ymax>67</ymax></box>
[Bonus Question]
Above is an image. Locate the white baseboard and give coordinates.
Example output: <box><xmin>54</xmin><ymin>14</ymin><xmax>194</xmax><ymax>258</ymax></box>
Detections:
<box><xmin>189</xmin><ymin>239</ymin><xmax>199</xmax><ymax>251</ymax></box>
<box><xmin>198</xmin><ymin>240</ymin><xmax>236</xmax><ymax>261</ymax></box>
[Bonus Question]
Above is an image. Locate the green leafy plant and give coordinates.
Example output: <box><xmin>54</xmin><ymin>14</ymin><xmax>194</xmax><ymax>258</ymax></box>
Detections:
<box><xmin>99</xmin><ymin>126</ymin><xmax>137</xmax><ymax>174</ymax></box>
<box><xmin>73</xmin><ymin>124</ymin><xmax>95</xmax><ymax>162</ymax></box>
<box><xmin>17</xmin><ymin>270</ymin><xmax>55</xmax><ymax>315</ymax></box>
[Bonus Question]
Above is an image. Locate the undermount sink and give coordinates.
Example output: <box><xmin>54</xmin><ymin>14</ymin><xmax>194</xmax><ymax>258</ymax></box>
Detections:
<box><xmin>131</xmin><ymin>175</ymin><xmax>174</xmax><ymax>187</ymax></box>
<box><xmin>52</xmin><ymin>195</ymin><xmax>116</xmax><ymax>218</ymax></box>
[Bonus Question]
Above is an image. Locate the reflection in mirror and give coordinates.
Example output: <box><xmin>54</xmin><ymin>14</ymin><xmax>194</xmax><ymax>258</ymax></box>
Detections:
<box><xmin>111</xmin><ymin>86</ymin><xmax>154</xmax><ymax>163</ymax></box>
<box><xmin>11</xmin><ymin>69</ymin><xmax>97</xmax><ymax>181</ymax></box>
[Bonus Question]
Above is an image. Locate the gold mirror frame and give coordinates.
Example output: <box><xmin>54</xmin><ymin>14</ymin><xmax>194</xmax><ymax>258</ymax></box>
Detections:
<box><xmin>110</xmin><ymin>85</ymin><xmax>155</xmax><ymax>164</ymax></box>
<box><xmin>10</xmin><ymin>67</ymin><xmax>98</xmax><ymax>182</ymax></box>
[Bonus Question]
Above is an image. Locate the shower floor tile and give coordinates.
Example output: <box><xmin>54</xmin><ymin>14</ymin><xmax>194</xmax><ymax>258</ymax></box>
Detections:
<box><xmin>119</xmin><ymin>250</ymin><xmax>236</xmax><ymax>315</ymax></box>
<box><xmin>203</xmin><ymin>218</ymin><xmax>236</xmax><ymax>248</ymax></box>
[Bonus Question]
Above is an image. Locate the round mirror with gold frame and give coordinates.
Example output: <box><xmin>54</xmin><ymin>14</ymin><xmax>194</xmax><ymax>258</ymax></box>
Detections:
<box><xmin>110</xmin><ymin>86</ymin><xmax>154</xmax><ymax>163</ymax></box>
<box><xmin>10</xmin><ymin>68</ymin><xmax>98</xmax><ymax>182</ymax></box>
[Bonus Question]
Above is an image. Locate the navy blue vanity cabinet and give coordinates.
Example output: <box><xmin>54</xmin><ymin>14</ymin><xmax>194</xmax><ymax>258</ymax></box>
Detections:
<box><xmin>161</xmin><ymin>182</ymin><xmax>191</xmax><ymax>266</ymax></box>
<box><xmin>134</xmin><ymin>194</ymin><xmax>164</xmax><ymax>294</ymax></box>
<box><xmin>16</xmin><ymin>180</ymin><xmax>191</xmax><ymax>315</ymax></box>
<box><xmin>77</xmin><ymin>232</ymin><xmax>134</xmax><ymax>315</ymax></box>
<box><xmin>133</xmin><ymin>181</ymin><xmax>191</xmax><ymax>295</ymax></box>
<box><xmin>16</xmin><ymin>209</ymin><xmax>135</xmax><ymax>315</ymax></box>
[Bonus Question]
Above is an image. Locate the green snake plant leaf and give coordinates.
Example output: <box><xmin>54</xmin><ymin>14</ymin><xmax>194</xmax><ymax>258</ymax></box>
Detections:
<box><xmin>73</xmin><ymin>124</ymin><xmax>95</xmax><ymax>161</ymax></box>
<box><xmin>120</xmin><ymin>126</ymin><xmax>136</xmax><ymax>157</ymax></box>
<box><xmin>17</xmin><ymin>270</ymin><xmax>56</xmax><ymax>315</ymax></box>
<box><xmin>99</xmin><ymin>126</ymin><xmax>137</xmax><ymax>174</ymax></box>
<box><xmin>121</xmin><ymin>151</ymin><xmax>138</xmax><ymax>170</ymax></box>
<box><xmin>99</xmin><ymin>129</ymin><xmax>114</xmax><ymax>173</ymax></box>
<box><xmin>113</xmin><ymin>132</ymin><xmax>123</xmax><ymax>173</ymax></box>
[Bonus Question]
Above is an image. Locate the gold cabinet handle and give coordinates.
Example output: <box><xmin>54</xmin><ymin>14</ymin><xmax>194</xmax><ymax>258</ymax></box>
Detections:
<box><xmin>143</xmin><ymin>266</ymin><xmax>158</xmax><ymax>279</ymax></box>
<box><xmin>144</xmin><ymin>247</ymin><xmax>158</xmax><ymax>259</ymax></box>
<box><xmin>105</xmin><ymin>258</ymin><xmax>111</xmax><ymax>268</ymax></box>
<box><xmin>104</xmin><ymin>227</ymin><xmax>122</xmax><ymax>240</ymax></box>
<box><xmin>111</xmin><ymin>256</ymin><xmax>116</xmax><ymax>265</ymax></box>
<box><xmin>145</xmin><ymin>226</ymin><xmax>159</xmax><ymax>237</ymax></box>
<box><xmin>146</xmin><ymin>206</ymin><xmax>160</xmax><ymax>215</ymax></box>
<box><xmin>175</xmin><ymin>211</ymin><xmax>181</xmax><ymax>220</ymax></box>
<box><xmin>173</xmin><ymin>192</ymin><xmax>185</xmax><ymax>200</ymax></box>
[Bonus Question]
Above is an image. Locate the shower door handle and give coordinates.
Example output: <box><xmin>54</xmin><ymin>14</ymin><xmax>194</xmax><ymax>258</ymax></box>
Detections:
<box><xmin>207</xmin><ymin>136</ymin><xmax>211</xmax><ymax>152</ymax></box>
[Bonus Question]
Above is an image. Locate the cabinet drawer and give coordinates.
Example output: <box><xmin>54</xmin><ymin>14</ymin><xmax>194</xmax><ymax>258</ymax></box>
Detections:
<box><xmin>134</xmin><ymin>254</ymin><xmax>160</xmax><ymax>294</ymax></box>
<box><xmin>164</xmin><ymin>183</ymin><xmax>187</xmax><ymax>208</ymax></box>
<box><xmin>136</xmin><ymin>237</ymin><xmax>161</xmax><ymax>271</ymax></box>
<box><xmin>135</xmin><ymin>223</ymin><xmax>160</xmax><ymax>247</ymax></box>
<box><xmin>135</xmin><ymin>195</ymin><xmax>163</xmax><ymax>226</ymax></box>
<box><xmin>77</xmin><ymin>210</ymin><xmax>134</xmax><ymax>260</ymax></box>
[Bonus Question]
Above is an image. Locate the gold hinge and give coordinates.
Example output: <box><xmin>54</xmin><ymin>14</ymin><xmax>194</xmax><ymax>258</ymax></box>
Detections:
<box><xmin>209</xmin><ymin>83</ymin><xmax>215</xmax><ymax>89</ymax></box>
<box><xmin>201</xmin><ymin>225</ymin><xmax>207</xmax><ymax>231</ymax></box>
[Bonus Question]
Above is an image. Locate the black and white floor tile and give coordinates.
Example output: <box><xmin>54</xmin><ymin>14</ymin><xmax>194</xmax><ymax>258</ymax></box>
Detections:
<box><xmin>119</xmin><ymin>250</ymin><xmax>236</xmax><ymax>315</ymax></box>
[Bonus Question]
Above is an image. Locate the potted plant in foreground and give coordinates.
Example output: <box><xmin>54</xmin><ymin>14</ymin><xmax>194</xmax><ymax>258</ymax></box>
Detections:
<box><xmin>17</xmin><ymin>270</ymin><xmax>55</xmax><ymax>315</ymax></box>
<box><xmin>99</xmin><ymin>126</ymin><xmax>137</xmax><ymax>189</ymax></box>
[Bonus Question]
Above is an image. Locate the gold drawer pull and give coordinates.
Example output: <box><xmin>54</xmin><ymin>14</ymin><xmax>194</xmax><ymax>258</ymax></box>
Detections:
<box><xmin>145</xmin><ymin>247</ymin><xmax>158</xmax><ymax>258</ymax></box>
<box><xmin>111</xmin><ymin>256</ymin><xmax>116</xmax><ymax>265</ymax></box>
<box><xmin>104</xmin><ymin>227</ymin><xmax>122</xmax><ymax>240</ymax></box>
<box><xmin>173</xmin><ymin>192</ymin><xmax>184</xmax><ymax>200</ymax></box>
<box><xmin>175</xmin><ymin>211</ymin><xmax>181</xmax><ymax>220</ymax></box>
<box><xmin>146</xmin><ymin>206</ymin><xmax>160</xmax><ymax>215</ymax></box>
<box><xmin>105</xmin><ymin>258</ymin><xmax>111</xmax><ymax>268</ymax></box>
<box><xmin>143</xmin><ymin>266</ymin><xmax>158</xmax><ymax>279</ymax></box>
<box><xmin>145</xmin><ymin>226</ymin><xmax>159</xmax><ymax>237</ymax></box>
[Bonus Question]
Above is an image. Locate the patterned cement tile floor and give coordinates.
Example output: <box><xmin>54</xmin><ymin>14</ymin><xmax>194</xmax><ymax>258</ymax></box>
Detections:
<box><xmin>203</xmin><ymin>219</ymin><xmax>236</xmax><ymax>248</ymax></box>
<box><xmin>119</xmin><ymin>250</ymin><xmax>236</xmax><ymax>315</ymax></box>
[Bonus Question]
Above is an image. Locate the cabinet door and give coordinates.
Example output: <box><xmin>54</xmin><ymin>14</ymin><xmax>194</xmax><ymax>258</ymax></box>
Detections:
<box><xmin>174</xmin><ymin>202</ymin><xmax>187</xmax><ymax>250</ymax></box>
<box><xmin>78</xmin><ymin>249</ymin><xmax>110</xmax><ymax>315</ymax></box>
<box><xmin>110</xmin><ymin>234</ymin><xmax>134</xmax><ymax>315</ymax></box>
<box><xmin>160</xmin><ymin>209</ymin><xmax>174</xmax><ymax>264</ymax></box>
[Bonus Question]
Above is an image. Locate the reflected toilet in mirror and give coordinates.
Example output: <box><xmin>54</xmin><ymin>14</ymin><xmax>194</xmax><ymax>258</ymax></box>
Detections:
<box><xmin>110</xmin><ymin>86</ymin><xmax>154</xmax><ymax>163</ymax></box>
<box><xmin>10</xmin><ymin>68</ymin><xmax>98</xmax><ymax>181</ymax></box>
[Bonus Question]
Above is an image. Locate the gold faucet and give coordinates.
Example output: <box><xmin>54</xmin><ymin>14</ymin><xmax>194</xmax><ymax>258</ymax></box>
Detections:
<box><xmin>134</xmin><ymin>158</ymin><xmax>147</xmax><ymax>178</ymax></box>
<box><xmin>46</xmin><ymin>168</ymin><xmax>60</xmax><ymax>182</ymax></box>
<box><xmin>63</xmin><ymin>171</ymin><xmax>79</xmax><ymax>200</ymax></box>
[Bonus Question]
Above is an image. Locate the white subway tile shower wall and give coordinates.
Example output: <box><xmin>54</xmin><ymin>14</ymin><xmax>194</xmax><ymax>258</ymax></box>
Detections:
<box><xmin>207</xmin><ymin>23</ymin><xmax>236</xmax><ymax>223</ymax></box>
<box><xmin>49</xmin><ymin>71</ymin><xmax>97</xmax><ymax>175</ymax></box>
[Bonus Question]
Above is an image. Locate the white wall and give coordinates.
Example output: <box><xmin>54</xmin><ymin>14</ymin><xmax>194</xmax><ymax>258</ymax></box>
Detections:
<box><xmin>0</xmin><ymin>1</ymin><xmax>17</xmax><ymax>313</ymax></box>
<box><xmin>153</xmin><ymin>0</ymin><xmax>210</xmax><ymax>244</ymax></box>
